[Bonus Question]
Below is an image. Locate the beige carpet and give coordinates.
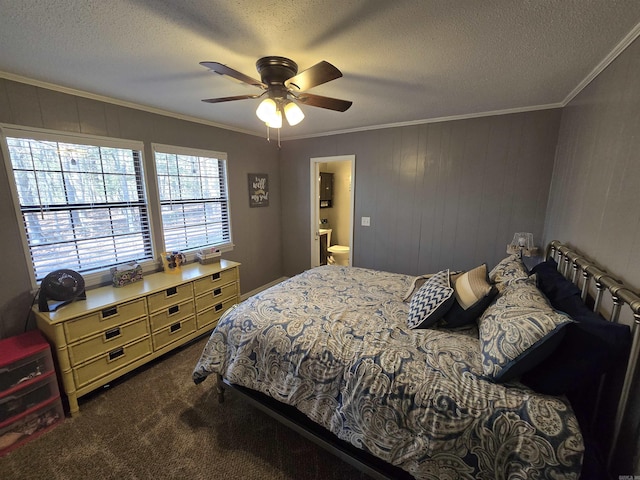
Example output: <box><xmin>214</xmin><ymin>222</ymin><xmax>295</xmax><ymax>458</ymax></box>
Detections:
<box><xmin>0</xmin><ymin>336</ymin><xmax>370</xmax><ymax>480</ymax></box>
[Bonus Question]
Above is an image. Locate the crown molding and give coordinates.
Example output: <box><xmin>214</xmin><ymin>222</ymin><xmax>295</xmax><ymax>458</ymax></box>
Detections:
<box><xmin>562</xmin><ymin>20</ymin><xmax>640</xmax><ymax>106</ymax></box>
<box><xmin>281</xmin><ymin>103</ymin><xmax>563</xmax><ymax>141</ymax></box>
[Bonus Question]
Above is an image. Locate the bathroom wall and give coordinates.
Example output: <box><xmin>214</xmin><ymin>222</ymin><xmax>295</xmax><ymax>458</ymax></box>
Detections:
<box><xmin>319</xmin><ymin>161</ymin><xmax>352</xmax><ymax>247</ymax></box>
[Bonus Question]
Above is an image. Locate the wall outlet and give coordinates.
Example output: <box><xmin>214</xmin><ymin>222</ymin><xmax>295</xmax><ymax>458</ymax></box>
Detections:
<box><xmin>361</xmin><ymin>216</ymin><xmax>371</xmax><ymax>227</ymax></box>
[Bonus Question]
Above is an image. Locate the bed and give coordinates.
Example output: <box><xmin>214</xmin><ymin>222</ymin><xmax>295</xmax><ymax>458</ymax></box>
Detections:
<box><xmin>192</xmin><ymin>241</ymin><xmax>639</xmax><ymax>479</ymax></box>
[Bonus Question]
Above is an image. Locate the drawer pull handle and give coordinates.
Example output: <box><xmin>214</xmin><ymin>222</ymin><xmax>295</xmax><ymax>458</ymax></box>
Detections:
<box><xmin>215</xmin><ymin>303</ymin><xmax>223</xmax><ymax>312</ymax></box>
<box><xmin>170</xmin><ymin>322</ymin><xmax>181</xmax><ymax>333</ymax></box>
<box><xmin>168</xmin><ymin>305</ymin><xmax>179</xmax><ymax>315</ymax></box>
<box><xmin>102</xmin><ymin>306</ymin><xmax>118</xmax><ymax>318</ymax></box>
<box><xmin>213</xmin><ymin>288</ymin><xmax>222</xmax><ymax>297</ymax></box>
<box><xmin>166</xmin><ymin>286</ymin><xmax>178</xmax><ymax>296</ymax></box>
<box><xmin>108</xmin><ymin>347</ymin><xmax>124</xmax><ymax>361</ymax></box>
<box><xmin>104</xmin><ymin>327</ymin><xmax>121</xmax><ymax>340</ymax></box>
<box><xmin>211</xmin><ymin>272</ymin><xmax>221</xmax><ymax>281</ymax></box>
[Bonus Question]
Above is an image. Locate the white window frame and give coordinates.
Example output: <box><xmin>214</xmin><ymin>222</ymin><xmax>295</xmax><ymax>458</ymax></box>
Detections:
<box><xmin>1</xmin><ymin>124</ymin><xmax>156</xmax><ymax>289</ymax></box>
<box><xmin>151</xmin><ymin>143</ymin><xmax>234</xmax><ymax>257</ymax></box>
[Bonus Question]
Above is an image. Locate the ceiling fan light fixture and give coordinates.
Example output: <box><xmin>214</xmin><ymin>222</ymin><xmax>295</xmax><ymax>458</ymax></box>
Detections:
<box><xmin>202</xmin><ymin>56</ymin><xmax>350</xmax><ymax>139</ymax></box>
<box><xmin>284</xmin><ymin>100</ymin><xmax>304</xmax><ymax>126</ymax></box>
<box><xmin>256</xmin><ymin>98</ymin><xmax>278</xmax><ymax>123</ymax></box>
<box><xmin>265</xmin><ymin>109</ymin><xmax>282</xmax><ymax>129</ymax></box>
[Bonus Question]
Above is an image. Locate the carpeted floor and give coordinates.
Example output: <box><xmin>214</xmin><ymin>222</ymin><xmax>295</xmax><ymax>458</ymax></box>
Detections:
<box><xmin>0</xmin><ymin>336</ymin><xmax>370</xmax><ymax>480</ymax></box>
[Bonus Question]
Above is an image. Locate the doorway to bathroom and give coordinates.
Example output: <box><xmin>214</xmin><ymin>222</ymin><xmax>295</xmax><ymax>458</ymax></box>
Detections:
<box><xmin>309</xmin><ymin>155</ymin><xmax>355</xmax><ymax>268</ymax></box>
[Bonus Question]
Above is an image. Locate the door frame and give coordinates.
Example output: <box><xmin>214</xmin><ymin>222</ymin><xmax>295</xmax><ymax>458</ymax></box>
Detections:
<box><xmin>309</xmin><ymin>155</ymin><xmax>356</xmax><ymax>268</ymax></box>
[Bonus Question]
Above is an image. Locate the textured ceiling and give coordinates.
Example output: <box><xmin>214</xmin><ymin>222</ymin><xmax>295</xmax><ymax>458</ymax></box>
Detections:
<box><xmin>0</xmin><ymin>0</ymin><xmax>639</xmax><ymax>139</ymax></box>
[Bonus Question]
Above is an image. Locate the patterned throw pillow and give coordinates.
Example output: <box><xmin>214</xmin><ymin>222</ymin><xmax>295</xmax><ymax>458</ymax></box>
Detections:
<box><xmin>403</xmin><ymin>270</ymin><xmax>464</xmax><ymax>303</ymax></box>
<box><xmin>453</xmin><ymin>264</ymin><xmax>492</xmax><ymax>308</ymax></box>
<box><xmin>488</xmin><ymin>255</ymin><xmax>529</xmax><ymax>291</ymax></box>
<box><xmin>478</xmin><ymin>277</ymin><xmax>573</xmax><ymax>382</ymax></box>
<box><xmin>407</xmin><ymin>269</ymin><xmax>454</xmax><ymax>329</ymax></box>
<box><xmin>402</xmin><ymin>273</ymin><xmax>434</xmax><ymax>302</ymax></box>
<box><xmin>441</xmin><ymin>264</ymin><xmax>498</xmax><ymax>328</ymax></box>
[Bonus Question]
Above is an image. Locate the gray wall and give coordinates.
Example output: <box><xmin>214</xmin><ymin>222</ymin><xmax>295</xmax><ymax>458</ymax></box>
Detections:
<box><xmin>3</xmin><ymin>41</ymin><xmax>639</xmax><ymax>470</ymax></box>
<box><xmin>543</xmin><ymin>36</ymin><xmax>640</xmax><ymax>474</ymax></box>
<box><xmin>280</xmin><ymin>109</ymin><xmax>561</xmax><ymax>278</ymax></box>
<box><xmin>0</xmin><ymin>78</ymin><xmax>283</xmax><ymax>338</ymax></box>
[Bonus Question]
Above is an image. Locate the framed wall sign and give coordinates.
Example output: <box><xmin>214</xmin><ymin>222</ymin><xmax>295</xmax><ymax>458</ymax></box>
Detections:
<box><xmin>248</xmin><ymin>173</ymin><xmax>269</xmax><ymax>207</ymax></box>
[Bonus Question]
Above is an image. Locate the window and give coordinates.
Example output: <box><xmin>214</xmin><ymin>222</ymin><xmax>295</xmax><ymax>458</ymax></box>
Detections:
<box><xmin>153</xmin><ymin>144</ymin><xmax>232</xmax><ymax>253</ymax></box>
<box><xmin>2</xmin><ymin>127</ymin><xmax>151</xmax><ymax>282</ymax></box>
<box><xmin>1</xmin><ymin>128</ymin><xmax>233</xmax><ymax>287</ymax></box>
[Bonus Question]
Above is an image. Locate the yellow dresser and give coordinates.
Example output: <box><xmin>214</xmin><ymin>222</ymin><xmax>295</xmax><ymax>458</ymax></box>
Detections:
<box><xmin>34</xmin><ymin>260</ymin><xmax>240</xmax><ymax>415</ymax></box>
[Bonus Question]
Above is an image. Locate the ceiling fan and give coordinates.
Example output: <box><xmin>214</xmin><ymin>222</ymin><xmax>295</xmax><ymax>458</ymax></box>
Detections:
<box><xmin>200</xmin><ymin>56</ymin><xmax>352</xmax><ymax>129</ymax></box>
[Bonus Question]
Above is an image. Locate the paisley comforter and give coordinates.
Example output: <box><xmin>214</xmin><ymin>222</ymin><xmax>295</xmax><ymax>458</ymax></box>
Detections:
<box><xmin>193</xmin><ymin>265</ymin><xmax>583</xmax><ymax>479</ymax></box>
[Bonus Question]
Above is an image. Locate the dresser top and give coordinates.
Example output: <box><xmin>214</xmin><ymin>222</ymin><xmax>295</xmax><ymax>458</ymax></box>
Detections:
<box><xmin>34</xmin><ymin>260</ymin><xmax>240</xmax><ymax>324</ymax></box>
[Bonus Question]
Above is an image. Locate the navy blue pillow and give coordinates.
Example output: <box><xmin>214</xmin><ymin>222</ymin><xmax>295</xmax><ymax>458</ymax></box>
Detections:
<box><xmin>530</xmin><ymin>259</ymin><xmax>580</xmax><ymax>301</ymax></box>
<box><xmin>441</xmin><ymin>286</ymin><xmax>498</xmax><ymax>328</ymax></box>
<box><xmin>521</xmin><ymin>260</ymin><xmax>631</xmax><ymax>394</ymax></box>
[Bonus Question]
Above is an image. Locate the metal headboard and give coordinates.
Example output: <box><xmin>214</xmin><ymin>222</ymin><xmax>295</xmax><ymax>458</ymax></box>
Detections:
<box><xmin>547</xmin><ymin>240</ymin><xmax>640</xmax><ymax>467</ymax></box>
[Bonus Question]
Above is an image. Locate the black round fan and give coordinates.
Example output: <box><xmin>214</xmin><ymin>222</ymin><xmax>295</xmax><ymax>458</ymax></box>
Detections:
<box><xmin>38</xmin><ymin>269</ymin><xmax>86</xmax><ymax>312</ymax></box>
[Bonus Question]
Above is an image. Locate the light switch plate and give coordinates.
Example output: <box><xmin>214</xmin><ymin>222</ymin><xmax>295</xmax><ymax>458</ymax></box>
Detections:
<box><xmin>361</xmin><ymin>216</ymin><xmax>371</xmax><ymax>226</ymax></box>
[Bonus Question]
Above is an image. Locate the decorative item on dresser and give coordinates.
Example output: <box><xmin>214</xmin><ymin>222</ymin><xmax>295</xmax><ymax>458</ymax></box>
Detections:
<box><xmin>0</xmin><ymin>330</ymin><xmax>64</xmax><ymax>457</ymax></box>
<box><xmin>34</xmin><ymin>260</ymin><xmax>240</xmax><ymax>416</ymax></box>
<box><xmin>110</xmin><ymin>262</ymin><xmax>143</xmax><ymax>288</ymax></box>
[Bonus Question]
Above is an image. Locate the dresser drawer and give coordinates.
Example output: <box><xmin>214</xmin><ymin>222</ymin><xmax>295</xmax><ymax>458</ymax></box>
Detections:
<box><xmin>152</xmin><ymin>316</ymin><xmax>196</xmax><ymax>351</ymax></box>
<box><xmin>73</xmin><ymin>337</ymin><xmax>152</xmax><ymax>388</ymax></box>
<box><xmin>67</xmin><ymin>318</ymin><xmax>150</xmax><ymax>367</ymax></box>
<box><xmin>64</xmin><ymin>299</ymin><xmax>146</xmax><ymax>343</ymax></box>
<box><xmin>196</xmin><ymin>297</ymin><xmax>237</xmax><ymax>330</ymax></box>
<box><xmin>195</xmin><ymin>283</ymin><xmax>237</xmax><ymax>312</ymax></box>
<box><xmin>147</xmin><ymin>283</ymin><xmax>193</xmax><ymax>313</ymax></box>
<box><xmin>192</xmin><ymin>268</ymin><xmax>237</xmax><ymax>296</ymax></box>
<box><xmin>149</xmin><ymin>299</ymin><xmax>194</xmax><ymax>332</ymax></box>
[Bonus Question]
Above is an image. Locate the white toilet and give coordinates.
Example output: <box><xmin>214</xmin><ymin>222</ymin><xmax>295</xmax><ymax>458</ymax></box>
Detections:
<box><xmin>324</xmin><ymin>229</ymin><xmax>350</xmax><ymax>266</ymax></box>
<box><xmin>327</xmin><ymin>245</ymin><xmax>350</xmax><ymax>266</ymax></box>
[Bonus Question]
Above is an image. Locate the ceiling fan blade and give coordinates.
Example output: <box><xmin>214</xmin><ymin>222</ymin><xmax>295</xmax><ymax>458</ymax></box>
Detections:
<box><xmin>200</xmin><ymin>62</ymin><xmax>267</xmax><ymax>89</ymax></box>
<box><xmin>202</xmin><ymin>94</ymin><xmax>263</xmax><ymax>104</ymax></box>
<box><xmin>285</xmin><ymin>61</ymin><xmax>343</xmax><ymax>92</ymax></box>
<box><xmin>296</xmin><ymin>93</ymin><xmax>352</xmax><ymax>112</ymax></box>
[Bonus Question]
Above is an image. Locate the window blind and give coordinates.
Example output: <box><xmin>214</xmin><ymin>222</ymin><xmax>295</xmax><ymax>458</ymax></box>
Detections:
<box><xmin>153</xmin><ymin>144</ymin><xmax>232</xmax><ymax>253</ymax></box>
<box><xmin>4</xmin><ymin>133</ymin><xmax>152</xmax><ymax>281</ymax></box>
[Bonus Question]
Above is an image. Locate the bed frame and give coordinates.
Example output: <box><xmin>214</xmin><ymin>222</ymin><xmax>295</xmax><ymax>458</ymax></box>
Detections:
<box><xmin>216</xmin><ymin>240</ymin><xmax>640</xmax><ymax>478</ymax></box>
<box><xmin>547</xmin><ymin>240</ymin><xmax>640</xmax><ymax>470</ymax></box>
<box><xmin>217</xmin><ymin>377</ymin><xmax>411</xmax><ymax>480</ymax></box>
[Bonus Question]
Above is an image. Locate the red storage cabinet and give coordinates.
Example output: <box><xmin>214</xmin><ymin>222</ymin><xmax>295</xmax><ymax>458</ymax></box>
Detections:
<box><xmin>0</xmin><ymin>330</ymin><xmax>64</xmax><ymax>457</ymax></box>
